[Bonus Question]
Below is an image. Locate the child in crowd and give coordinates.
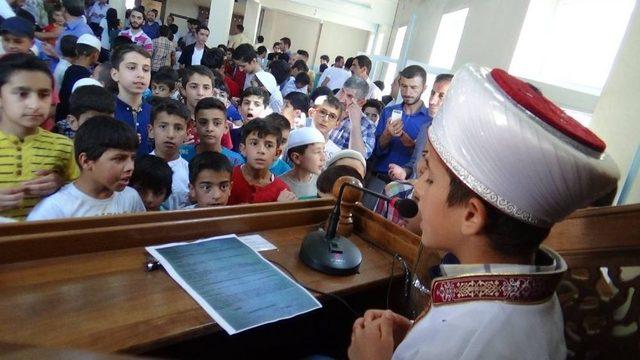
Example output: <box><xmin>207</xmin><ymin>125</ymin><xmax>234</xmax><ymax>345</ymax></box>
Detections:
<box><xmin>112</xmin><ymin>44</ymin><xmax>153</xmax><ymax>156</ymax></box>
<box><xmin>281</xmin><ymin>59</ymin><xmax>309</xmax><ymax>97</ymax></box>
<box><xmin>0</xmin><ymin>54</ymin><xmax>78</xmax><ymax>220</ymax></box>
<box><xmin>263</xmin><ymin>113</ymin><xmax>292</xmax><ymax>176</ymax></box>
<box><xmin>231</xmin><ymin>86</ymin><xmax>270</xmax><ymax>151</ymax></box>
<box><xmin>282</xmin><ymin>91</ymin><xmax>310</xmax><ymax>128</ymax></box>
<box><xmin>310</xmin><ymin>94</ymin><xmax>345</xmax><ymax>162</ymax></box>
<box><xmin>57</xmin><ymin>34</ymin><xmax>102</xmax><ymax>121</ymax></box>
<box><xmin>212</xmin><ymin>75</ymin><xmax>242</xmax><ymax>124</ymax></box>
<box><xmin>0</xmin><ymin>17</ymin><xmax>35</xmax><ymax>55</ymax></box>
<box><xmin>151</xmin><ymin>70</ymin><xmax>178</xmax><ymax>98</ymax></box>
<box><xmin>362</xmin><ymin>98</ymin><xmax>384</xmax><ymax>125</ymax></box>
<box><xmin>281</xmin><ymin>127</ymin><xmax>326</xmax><ymax>199</ymax></box>
<box><xmin>180</xmin><ymin>65</ymin><xmax>215</xmax><ymax>145</ymax></box>
<box><xmin>316</xmin><ymin>165</ymin><xmax>364</xmax><ymax>198</ymax></box>
<box><xmin>185</xmin><ymin>151</ymin><xmax>233</xmax><ymax>209</ymax></box>
<box><xmin>91</xmin><ymin>62</ymin><xmax>117</xmax><ymax>92</ymax></box>
<box><xmin>293</xmin><ymin>72</ymin><xmax>311</xmax><ymax>95</ymax></box>
<box><xmin>53</xmin><ymin>35</ymin><xmax>77</xmax><ymax>93</ymax></box>
<box><xmin>325</xmin><ymin>149</ymin><xmax>367</xmax><ymax>179</ymax></box>
<box><xmin>130</xmin><ymin>154</ymin><xmax>173</xmax><ymax>211</ymax></box>
<box><xmin>27</xmin><ymin>116</ymin><xmax>145</xmax><ymax>221</ymax></box>
<box><xmin>180</xmin><ymin>97</ymin><xmax>244</xmax><ymax>166</ymax></box>
<box><xmin>57</xmin><ymin>85</ymin><xmax>116</xmax><ymax>138</ymax></box>
<box><xmin>148</xmin><ymin>98</ymin><xmax>191</xmax><ymax>210</ymax></box>
<box><xmin>228</xmin><ymin>119</ymin><xmax>296</xmax><ymax>205</ymax></box>
<box><xmin>37</xmin><ymin>4</ymin><xmax>66</xmax><ymax>46</ymax></box>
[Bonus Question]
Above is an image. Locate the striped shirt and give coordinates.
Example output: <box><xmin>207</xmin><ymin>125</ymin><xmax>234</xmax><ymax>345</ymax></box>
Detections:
<box><xmin>0</xmin><ymin>129</ymin><xmax>79</xmax><ymax>220</ymax></box>
<box><xmin>151</xmin><ymin>36</ymin><xmax>175</xmax><ymax>71</ymax></box>
<box><xmin>119</xmin><ymin>29</ymin><xmax>154</xmax><ymax>55</ymax></box>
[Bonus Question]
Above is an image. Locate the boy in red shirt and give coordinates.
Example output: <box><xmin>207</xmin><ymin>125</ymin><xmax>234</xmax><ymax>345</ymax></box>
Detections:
<box><xmin>228</xmin><ymin>119</ymin><xmax>296</xmax><ymax>204</ymax></box>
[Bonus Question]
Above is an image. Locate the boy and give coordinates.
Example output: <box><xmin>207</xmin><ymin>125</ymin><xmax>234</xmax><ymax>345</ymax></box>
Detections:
<box><xmin>148</xmin><ymin>98</ymin><xmax>191</xmax><ymax>210</ymax></box>
<box><xmin>111</xmin><ymin>44</ymin><xmax>154</xmax><ymax>155</ymax></box>
<box><xmin>310</xmin><ymin>94</ymin><xmax>344</xmax><ymax>163</ymax></box>
<box><xmin>58</xmin><ymin>85</ymin><xmax>116</xmax><ymax>137</ymax></box>
<box><xmin>282</xmin><ymin>91</ymin><xmax>310</xmax><ymax>128</ymax></box>
<box><xmin>185</xmin><ymin>151</ymin><xmax>233</xmax><ymax>209</ymax></box>
<box><xmin>53</xmin><ymin>35</ymin><xmax>78</xmax><ymax>93</ymax></box>
<box><xmin>280</xmin><ymin>127</ymin><xmax>325</xmax><ymax>199</ymax></box>
<box><xmin>57</xmin><ymin>34</ymin><xmax>101</xmax><ymax>121</ymax></box>
<box><xmin>263</xmin><ymin>113</ymin><xmax>292</xmax><ymax>176</ymax></box>
<box><xmin>0</xmin><ymin>54</ymin><xmax>79</xmax><ymax>220</ymax></box>
<box><xmin>1</xmin><ymin>16</ymin><xmax>35</xmax><ymax>55</ymax></box>
<box><xmin>293</xmin><ymin>72</ymin><xmax>311</xmax><ymax>95</ymax></box>
<box><xmin>228</xmin><ymin>119</ymin><xmax>296</xmax><ymax>205</ymax></box>
<box><xmin>281</xmin><ymin>59</ymin><xmax>309</xmax><ymax>97</ymax></box>
<box><xmin>180</xmin><ymin>97</ymin><xmax>244</xmax><ymax>166</ymax></box>
<box><xmin>347</xmin><ymin>64</ymin><xmax>620</xmax><ymax>360</ymax></box>
<box><xmin>130</xmin><ymin>154</ymin><xmax>173</xmax><ymax>211</ymax></box>
<box><xmin>362</xmin><ymin>98</ymin><xmax>384</xmax><ymax>125</ymax></box>
<box><xmin>151</xmin><ymin>70</ymin><xmax>177</xmax><ymax>98</ymax></box>
<box><xmin>180</xmin><ymin>65</ymin><xmax>215</xmax><ymax>145</ymax></box>
<box><xmin>231</xmin><ymin>86</ymin><xmax>270</xmax><ymax>151</ymax></box>
<box><xmin>27</xmin><ymin>116</ymin><xmax>145</xmax><ymax>220</ymax></box>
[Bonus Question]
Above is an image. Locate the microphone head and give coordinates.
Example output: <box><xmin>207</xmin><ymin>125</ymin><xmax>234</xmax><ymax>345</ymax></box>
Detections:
<box><xmin>393</xmin><ymin>198</ymin><xmax>419</xmax><ymax>218</ymax></box>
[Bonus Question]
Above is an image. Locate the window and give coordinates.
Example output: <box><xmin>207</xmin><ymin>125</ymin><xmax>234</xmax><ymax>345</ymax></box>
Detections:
<box><xmin>374</xmin><ymin>32</ymin><xmax>385</xmax><ymax>55</ymax></box>
<box><xmin>382</xmin><ymin>26</ymin><xmax>407</xmax><ymax>95</ymax></box>
<box><xmin>125</xmin><ymin>0</ymin><xmax>136</xmax><ymax>9</ymax></box>
<box><xmin>428</xmin><ymin>8</ymin><xmax>468</xmax><ymax>70</ymax></box>
<box><xmin>510</xmin><ymin>0</ymin><xmax>635</xmax><ymax>94</ymax></box>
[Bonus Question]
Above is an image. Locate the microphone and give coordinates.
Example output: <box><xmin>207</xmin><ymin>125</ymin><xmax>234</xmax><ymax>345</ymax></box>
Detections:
<box><xmin>300</xmin><ymin>176</ymin><xmax>419</xmax><ymax>276</ymax></box>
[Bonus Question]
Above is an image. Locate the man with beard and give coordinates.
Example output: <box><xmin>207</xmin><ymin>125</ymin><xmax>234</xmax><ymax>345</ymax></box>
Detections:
<box><xmin>119</xmin><ymin>7</ymin><xmax>153</xmax><ymax>54</ymax></box>
<box><xmin>373</xmin><ymin>65</ymin><xmax>432</xmax><ymax>183</ymax></box>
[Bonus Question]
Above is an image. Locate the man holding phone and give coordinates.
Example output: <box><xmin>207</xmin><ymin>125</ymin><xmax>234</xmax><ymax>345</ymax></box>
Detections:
<box><xmin>373</xmin><ymin>65</ymin><xmax>430</xmax><ymax>183</ymax></box>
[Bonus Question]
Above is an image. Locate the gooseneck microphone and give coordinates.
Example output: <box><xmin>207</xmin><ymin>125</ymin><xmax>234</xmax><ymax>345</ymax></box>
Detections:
<box><xmin>299</xmin><ymin>176</ymin><xmax>418</xmax><ymax>276</ymax></box>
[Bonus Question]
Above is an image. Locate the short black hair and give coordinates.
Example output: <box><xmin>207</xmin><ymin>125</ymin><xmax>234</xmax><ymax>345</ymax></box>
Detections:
<box><xmin>256</xmin><ymin>46</ymin><xmax>267</xmax><ymax>55</ymax></box>
<box><xmin>322</xmin><ymin>94</ymin><xmax>344</xmax><ymax>115</ymax></box>
<box><xmin>320</xmin><ymin>54</ymin><xmax>330</xmax><ymax>62</ymax></box>
<box><xmin>188</xmin><ymin>18</ymin><xmax>200</xmax><ymax>26</ymax></box>
<box><xmin>280</xmin><ymin>37</ymin><xmax>291</xmax><ymax>47</ymax></box>
<box><xmin>362</xmin><ymin>99</ymin><xmax>383</xmax><ymax>115</ymax></box>
<box><xmin>74</xmin><ymin>116</ymin><xmax>138</xmax><ymax>165</ymax></box>
<box><xmin>232</xmin><ymin>43</ymin><xmax>257</xmax><ymax>62</ymax></box>
<box><xmin>294</xmin><ymin>72</ymin><xmax>310</xmax><ymax>87</ymax></box>
<box><xmin>189</xmin><ymin>151</ymin><xmax>233</xmax><ymax>184</ymax></box>
<box><xmin>373</xmin><ymin>80</ymin><xmax>385</xmax><ymax>91</ymax></box>
<box><xmin>76</xmin><ymin>43</ymin><xmax>99</xmax><ymax>57</ymax></box>
<box><xmin>151</xmin><ymin>98</ymin><xmax>190</xmax><ymax>125</ymax></box>
<box><xmin>335</xmin><ymin>55</ymin><xmax>344</xmax><ymax>63</ymax></box>
<box><xmin>159</xmin><ymin>25</ymin><xmax>170</xmax><ymax>37</ymax></box>
<box><xmin>241</xmin><ymin>87</ymin><xmax>270</xmax><ymax>106</ymax></box>
<box><xmin>435</xmin><ymin>73</ymin><xmax>454</xmax><ymax>84</ymax></box>
<box><xmin>130</xmin><ymin>6</ymin><xmax>144</xmax><ymax>18</ymax></box>
<box><xmin>131</xmin><ymin>154</ymin><xmax>173</xmax><ymax>200</ymax></box>
<box><xmin>94</xmin><ymin>62</ymin><xmax>117</xmax><ymax>93</ymax></box>
<box><xmin>291</xmin><ymin>59</ymin><xmax>309</xmax><ymax>73</ymax></box>
<box><xmin>59</xmin><ymin>35</ymin><xmax>78</xmax><ymax>58</ymax></box>
<box><xmin>310</xmin><ymin>86</ymin><xmax>332</xmax><ymax>102</ymax></box>
<box><xmin>296</xmin><ymin>49</ymin><xmax>309</xmax><ymax>59</ymax></box>
<box><xmin>202</xmin><ymin>47</ymin><xmax>225</xmax><ymax>70</ymax></box>
<box><xmin>236</xmin><ymin>24</ymin><xmax>244</xmax><ymax>32</ymax></box>
<box><xmin>181</xmin><ymin>65</ymin><xmax>214</xmax><ymax>88</ymax></box>
<box><xmin>110</xmin><ymin>44</ymin><xmax>151</xmax><ymax>69</ymax></box>
<box><xmin>0</xmin><ymin>53</ymin><xmax>53</xmax><ymax>90</ymax></box>
<box><xmin>69</xmin><ymin>85</ymin><xmax>116</xmax><ymax>118</ymax></box>
<box><xmin>62</xmin><ymin>0</ymin><xmax>85</xmax><ymax>17</ymax></box>
<box><xmin>151</xmin><ymin>70</ymin><xmax>177</xmax><ymax>90</ymax></box>
<box><xmin>344</xmin><ymin>57</ymin><xmax>354</xmax><ymax>70</ymax></box>
<box><xmin>287</xmin><ymin>144</ymin><xmax>311</xmax><ymax>162</ymax></box>
<box><xmin>241</xmin><ymin>118</ymin><xmax>282</xmax><ymax>146</ymax></box>
<box><xmin>195</xmin><ymin>97</ymin><xmax>227</xmax><ymax>117</ymax></box>
<box><xmin>111</xmin><ymin>35</ymin><xmax>134</xmax><ymax>51</ymax></box>
<box><xmin>196</xmin><ymin>25</ymin><xmax>209</xmax><ymax>33</ymax></box>
<box><xmin>400</xmin><ymin>65</ymin><xmax>427</xmax><ymax>84</ymax></box>
<box><xmin>257</xmin><ymin>35</ymin><xmax>264</xmax><ymax>43</ymax></box>
<box><xmin>264</xmin><ymin>113</ymin><xmax>290</xmax><ymax>132</ymax></box>
<box><xmin>316</xmin><ymin>165</ymin><xmax>363</xmax><ymax>195</ymax></box>
<box><xmin>353</xmin><ymin>55</ymin><xmax>372</xmax><ymax>75</ymax></box>
<box><xmin>269</xmin><ymin>60</ymin><xmax>291</xmax><ymax>85</ymax></box>
<box><xmin>284</xmin><ymin>91</ymin><xmax>310</xmax><ymax>114</ymax></box>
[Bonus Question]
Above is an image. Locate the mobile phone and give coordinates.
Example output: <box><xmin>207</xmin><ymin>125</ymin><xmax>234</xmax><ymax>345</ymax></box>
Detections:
<box><xmin>391</xmin><ymin>109</ymin><xmax>403</xmax><ymax>124</ymax></box>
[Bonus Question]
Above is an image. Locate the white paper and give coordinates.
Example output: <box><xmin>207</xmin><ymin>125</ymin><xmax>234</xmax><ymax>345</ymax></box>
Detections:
<box><xmin>238</xmin><ymin>234</ymin><xmax>277</xmax><ymax>252</ymax></box>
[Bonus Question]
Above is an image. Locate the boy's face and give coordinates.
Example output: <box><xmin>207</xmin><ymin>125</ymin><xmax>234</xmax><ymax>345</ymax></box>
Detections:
<box><xmin>212</xmin><ymin>88</ymin><xmax>229</xmax><ymax>105</ymax></box>
<box><xmin>240</xmin><ymin>132</ymin><xmax>280</xmax><ymax>170</ymax></box>
<box><xmin>189</xmin><ymin>169</ymin><xmax>232</xmax><ymax>207</ymax></box>
<box><xmin>111</xmin><ymin>52</ymin><xmax>151</xmax><ymax>95</ymax></box>
<box><xmin>312</xmin><ymin>102</ymin><xmax>340</xmax><ymax>137</ymax></box>
<box><xmin>239</xmin><ymin>95</ymin><xmax>265</xmax><ymax>123</ymax></box>
<box><xmin>415</xmin><ymin>142</ymin><xmax>463</xmax><ymax>250</ymax></box>
<box><xmin>195</xmin><ymin>108</ymin><xmax>228</xmax><ymax>148</ymax></box>
<box><xmin>149</xmin><ymin>112</ymin><xmax>188</xmax><ymax>158</ymax></box>
<box><xmin>363</xmin><ymin>106</ymin><xmax>380</xmax><ymax>124</ymax></box>
<box><xmin>196</xmin><ymin>29</ymin><xmax>209</xmax><ymax>45</ymax></box>
<box><xmin>136</xmin><ymin>187</ymin><xmax>167</xmax><ymax>211</ymax></box>
<box><xmin>1</xmin><ymin>34</ymin><xmax>34</xmax><ymax>54</ymax></box>
<box><xmin>292</xmin><ymin>143</ymin><xmax>325</xmax><ymax>175</ymax></box>
<box><xmin>68</xmin><ymin>110</ymin><xmax>114</xmax><ymax>131</ymax></box>
<box><xmin>235</xmin><ymin>59</ymin><xmax>259</xmax><ymax>74</ymax></box>
<box><xmin>0</xmin><ymin>70</ymin><xmax>51</xmax><ymax>135</ymax></box>
<box><xmin>281</xmin><ymin>100</ymin><xmax>297</xmax><ymax>127</ymax></box>
<box><xmin>280</xmin><ymin>128</ymin><xmax>290</xmax><ymax>154</ymax></box>
<box><xmin>52</xmin><ymin>11</ymin><xmax>65</xmax><ymax>25</ymax></box>
<box><xmin>81</xmin><ymin>149</ymin><xmax>136</xmax><ymax>193</ymax></box>
<box><xmin>182</xmin><ymin>73</ymin><xmax>213</xmax><ymax>110</ymax></box>
<box><xmin>151</xmin><ymin>82</ymin><xmax>171</xmax><ymax>97</ymax></box>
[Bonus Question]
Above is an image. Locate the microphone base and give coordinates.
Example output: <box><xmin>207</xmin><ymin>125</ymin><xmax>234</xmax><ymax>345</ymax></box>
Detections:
<box><xmin>299</xmin><ymin>229</ymin><xmax>362</xmax><ymax>276</ymax></box>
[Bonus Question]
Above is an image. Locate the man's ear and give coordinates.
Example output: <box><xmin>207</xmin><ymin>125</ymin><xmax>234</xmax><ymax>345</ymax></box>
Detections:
<box><xmin>460</xmin><ymin>197</ymin><xmax>489</xmax><ymax>236</ymax></box>
<box><xmin>77</xmin><ymin>153</ymin><xmax>93</xmax><ymax>171</ymax></box>
<box><xmin>147</xmin><ymin>124</ymin><xmax>154</xmax><ymax>139</ymax></box>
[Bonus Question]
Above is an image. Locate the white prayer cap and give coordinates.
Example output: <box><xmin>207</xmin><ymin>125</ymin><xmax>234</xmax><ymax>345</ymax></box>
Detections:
<box><xmin>287</xmin><ymin>127</ymin><xmax>325</xmax><ymax>151</ymax></box>
<box><xmin>76</xmin><ymin>34</ymin><xmax>101</xmax><ymax>51</ymax></box>
<box><xmin>72</xmin><ymin>78</ymin><xmax>103</xmax><ymax>93</ymax></box>
<box><xmin>326</xmin><ymin>149</ymin><xmax>367</xmax><ymax>172</ymax></box>
<box><xmin>428</xmin><ymin>64</ymin><xmax>619</xmax><ymax>227</ymax></box>
<box><xmin>255</xmin><ymin>71</ymin><xmax>279</xmax><ymax>97</ymax></box>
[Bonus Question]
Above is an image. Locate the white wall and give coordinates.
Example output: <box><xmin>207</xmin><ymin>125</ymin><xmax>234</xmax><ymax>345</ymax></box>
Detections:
<box><xmin>315</xmin><ymin>21</ymin><xmax>370</xmax><ymax>67</ymax></box>
<box><xmin>260</xmin><ymin>9</ymin><xmax>321</xmax><ymax>64</ymax></box>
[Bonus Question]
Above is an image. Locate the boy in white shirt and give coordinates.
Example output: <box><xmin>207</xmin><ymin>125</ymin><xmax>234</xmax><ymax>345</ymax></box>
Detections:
<box><xmin>27</xmin><ymin>116</ymin><xmax>145</xmax><ymax>221</ymax></box>
<box><xmin>280</xmin><ymin>127</ymin><xmax>325</xmax><ymax>199</ymax></box>
<box><xmin>148</xmin><ymin>98</ymin><xmax>191</xmax><ymax>210</ymax></box>
<box><xmin>309</xmin><ymin>94</ymin><xmax>344</xmax><ymax>164</ymax></box>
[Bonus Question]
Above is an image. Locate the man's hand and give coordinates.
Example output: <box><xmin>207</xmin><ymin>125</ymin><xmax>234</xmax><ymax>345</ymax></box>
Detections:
<box><xmin>363</xmin><ymin>309</ymin><xmax>413</xmax><ymax>346</ymax></box>
<box><xmin>348</xmin><ymin>313</ymin><xmax>395</xmax><ymax>360</ymax></box>
<box><xmin>22</xmin><ymin>170</ymin><xmax>64</xmax><ymax>197</ymax></box>
<box><xmin>388</xmin><ymin>164</ymin><xmax>407</xmax><ymax>181</ymax></box>
<box><xmin>385</xmin><ymin>118</ymin><xmax>403</xmax><ymax>137</ymax></box>
<box><xmin>347</xmin><ymin>102</ymin><xmax>363</xmax><ymax>124</ymax></box>
<box><xmin>0</xmin><ymin>187</ymin><xmax>24</xmax><ymax>211</ymax></box>
<box><xmin>277</xmin><ymin>190</ymin><xmax>297</xmax><ymax>202</ymax></box>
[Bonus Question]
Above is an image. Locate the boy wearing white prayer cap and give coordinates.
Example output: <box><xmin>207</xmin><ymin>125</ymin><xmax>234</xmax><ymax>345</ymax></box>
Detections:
<box><xmin>280</xmin><ymin>127</ymin><xmax>326</xmax><ymax>199</ymax></box>
<box><xmin>347</xmin><ymin>64</ymin><xmax>620</xmax><ymax>360</ymax></box>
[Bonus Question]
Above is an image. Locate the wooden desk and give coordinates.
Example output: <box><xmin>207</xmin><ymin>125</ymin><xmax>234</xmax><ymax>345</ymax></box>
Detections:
<box><xmin>0</xmin><ymin>201</ymin><xmax>411</xmax><ymax>354</ymax></box>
